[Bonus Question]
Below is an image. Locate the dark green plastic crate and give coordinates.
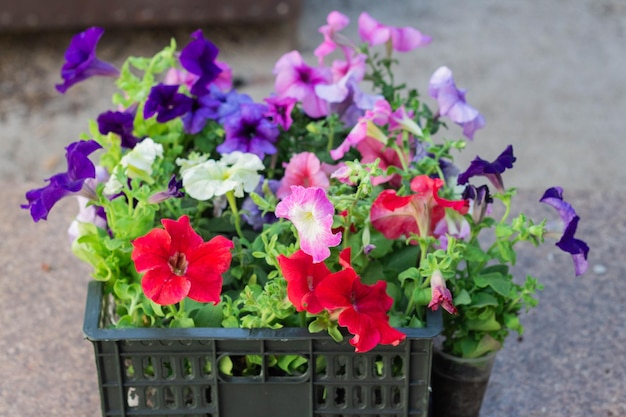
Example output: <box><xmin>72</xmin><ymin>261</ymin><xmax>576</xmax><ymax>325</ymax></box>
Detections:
<box><xmin>83</xmin><ymin>281</ymin><xmax>442</xmax><ymax>417</ymax></box>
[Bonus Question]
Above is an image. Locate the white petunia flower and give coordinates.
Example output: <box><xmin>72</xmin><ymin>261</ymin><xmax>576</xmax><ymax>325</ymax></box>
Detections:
<box><xmin>178</xmin><ymin>152</ymin><xmax>264</xmax><ymax>200</ymax></box>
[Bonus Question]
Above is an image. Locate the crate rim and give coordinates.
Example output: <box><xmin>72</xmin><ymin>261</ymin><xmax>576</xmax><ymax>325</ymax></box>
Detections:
<box><xmin>83</xmin><ymin>280</ymin><xmax>442</xmax><ymax>343</ymax></box>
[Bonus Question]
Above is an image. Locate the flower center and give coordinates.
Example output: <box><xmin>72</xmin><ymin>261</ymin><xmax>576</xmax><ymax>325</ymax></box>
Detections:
<box><xmin>168</xmin><ymin>252</ymin><xmax>188</xmax><ymax>276</ymax></box>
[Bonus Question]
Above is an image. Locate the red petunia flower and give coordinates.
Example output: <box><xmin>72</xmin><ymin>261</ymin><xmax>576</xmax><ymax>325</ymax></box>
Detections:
<box><xmin>131</xmin><ymin>215</ymin><xmax>233</xmax><ymax>305</ymax></box>
<box><xmin>315</xmin><ymin>267</ymin><xmax>406</xmax><ymax>352</ymax></box>
<box><xmin>277</xmin><ymin>250</ymin><xmax>331</xmax><ymax>313</ymax></box>
<box><xmin>370</xmin><ymin>175</ymin><xmax>469</xmax><ymax>240</ymax></box>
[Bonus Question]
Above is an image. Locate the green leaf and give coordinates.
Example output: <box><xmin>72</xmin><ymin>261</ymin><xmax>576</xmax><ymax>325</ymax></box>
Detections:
<box><xmin>188</xmin><ymin>303</ymin><xmax>223</xmax><ymax>327</ymax></box>
<box><xmin>469</xmin><ymin>292</ymin><xmax>499</xmax><ymax>308</ymax></box>
<box><xmin>170</xmin><ymin>317</ymin><xmax>195</xmax><ymax>328</ymax></box>
<box><xmin>474</xmin><ymin>272</ymin><xmax>511</xmax><ymax>297</ymax></box>
<box><xmin>453</xmin><ymin>289</ymin><xmax>472</xmax><ymax>306</ymax></box>
<box><xmin>466</xmin><ymin>309</ymin><xmax>501</xmax><ymax>331</ymax></box>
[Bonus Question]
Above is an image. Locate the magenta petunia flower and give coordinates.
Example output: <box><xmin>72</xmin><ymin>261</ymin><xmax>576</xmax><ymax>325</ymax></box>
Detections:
<box><xmin>540</xmin><ymin>187</ymin><xmax>589</xmax><ymax>276</ymax></box>
<box><xmin>274</xmin><ymin>186</ymin><xmax>341</xmax><ymax>263</ymax></box>
<box><xmin>131</xmin><ymin>215</ymin><xmax>233</xmax><ymax>305</ymax></box>
<box><xmin>457</xmin><ymin>145</ymin><xmax>516</xmax><ymax>193</ymax></box>
<box><xmin>357</xmin><ymin>12</ymin><xmax>432</xmax><ymax>52</ymax></box>
<box><xmin>264</xmin><ymin>95</ymin><xmax>298</xmax><ymax>130</ymax></box>
<box><xmin>273</xmin><ymin>51</ymin><xmax>332</xmax><ymax>118</ymax></box>
<box><xmin>55</xmin><ymin>27</ymin><xmax>119</xmax><ymax>94</ymax></box>
<box><xmin>276</xmin><ymin>152</ymin><xmax>330</xmax><ymax>200</ymax></box>
<box><xmin>428</xmin><ymin>66</ymin><xmax>485</xmax><ymax>139</ymax></box>
<box><xmin>22</xmin><ymin>140</ymin><xmax>102</xmax><ymax>222</ymax></box>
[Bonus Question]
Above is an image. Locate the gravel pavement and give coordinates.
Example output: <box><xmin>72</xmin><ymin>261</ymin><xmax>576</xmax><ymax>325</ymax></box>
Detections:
<box><xmin>1</xmin><ymin>1</ymin><xmax>625</xmax><ymax>416</ymax></box>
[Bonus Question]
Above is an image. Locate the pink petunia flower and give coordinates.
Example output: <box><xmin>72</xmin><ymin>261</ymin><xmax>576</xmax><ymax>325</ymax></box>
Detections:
<box><xmin>273</xmin><ymin>51</ymin><xmax>332</xmax><ymax>118</ymax></box>
<box><xmin>356</xmin><ymin>135</ymin><xmax>407</xmax><ymax>186</ymax></box>
<box><xmin>358</xmin><ymin>12</ymin><xmax>432</xmax><ymax>52</ymax></box>
<box><xmin>131</xmin><ymin>215</ymin><xmax>233</xmax><ymax>305</ymax></box>
<box><xmin>314</xmin><ymin>11</ymin><xmax>352</xmax><ymax>64</ymax></box>
<box><xmin>276</xmin><ymin>152</ymin><xmax>330</xmax><ymax>200</ymax></box>
<box><xmin>275</xmin><ymin>186</ymin><xmax>341</xmax><ymax>263</ymax></box>
<box><xmin>428</xmin><ymin>270</ymin><xmax>457</xmax><ymax>314</ymax></box>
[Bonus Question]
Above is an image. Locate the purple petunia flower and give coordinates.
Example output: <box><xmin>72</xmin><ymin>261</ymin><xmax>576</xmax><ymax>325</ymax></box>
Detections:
<box><xmin>457</xmin><ymin>145</ymin><xmax>516</xmax><ymax>193</ymax></box>
<box><xmin>462</xmin><ymin>184</ymin><xmax>493</xmax><ymax>224</ymax></box>
<box><xmin>315</xmin><ymin>70</ymin><xmax>382</xmax><ymax>127</ymax></box>
<box><xmin>179</xmin><ymin>30</ymin><xmax>222</xmax><ymax>97</ymax></box>
<box><xmin>143</xmin><ymin>84</ymin><xmax>193</xmax><ymax>123</ymax></box>
<box><xmin>181</xmin><ymin>97</ymin><xmax>219</xmax><ymax>134</ymax></box>
<box><xmin>540</xmin><ymin>187</ymin><xmax>589</xmax><ymax>276</ymax></box>
<box><xmin>428</xmin><ymin>66</ymin><xmax>485</xmax><ymax>139</ymax></box>
<box><xmin>22</xmin><ymin>140</ymin><xmax>102</xmax><ymax>222</ymax></box>
<box><xmin>97</xmin><ymin>107</ymin><xmax>139</xmax><ymax>148</ymax></box>
<box><xmin>55</xmin><ymin>27</ymin><xmax>119</xmax><ymax>94</ymax></box>
<box><xmin>241</xmin><ymin>178</ymin><xmax>280</xmax><ymax>231</ymax></box>
<box><xmin>148</xmin><ymin>175</ymin><xmax>185</xmax><ymax>204</ymax></box>
<box><xmin>217</xmin><ymin>102</ymin><xmax>279</xmax><ymax>159</ymax></box>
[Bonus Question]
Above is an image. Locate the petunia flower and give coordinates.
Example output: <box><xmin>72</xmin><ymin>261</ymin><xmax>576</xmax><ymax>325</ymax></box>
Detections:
<box><xmin>273</xmin><ymin>50</ymin><xmax>332</xmax><ymax>118</ymax></box>
<box><xmin>357</xmin><ymin>12</ymin><xmax>432</xmax><ymax>52</ymax></box>
<box><xmin>315</xmin><ymin>268</ymin><xmax>406</xmax><ymax>352</ymax></box>
<box><xmin>428</xmin><ymin>66</ymin><xmax>485</xmax><ymax>139</ymax></box>
<box><xmin>143</xmin><ymin>84</ymin><xmax>193</xmax><ymax>123</ymax></box>
<box><xmin>179</xmin><ymin>30</ymin><xmax>222</xmax><ymax>96</ymax></box>
<box><xmin>315</xmin><ymin>70</ymin><xmax>382</xmax><ymax>127</ymax></box>
<box><xmin>276</xmin><ymin>152</ymin><xmax>330</xmax><ymax>200</ymax></box>
<box><xmin>540</xmin><ymin>187</ymin><xmax>589</xmax><ymax>276</ymax></box>
<box><xmin>427</xmin><ymin>270</ymin><xmax>457</xmax><ymax>314</ymax></box>
<box><xmin>55</xmin><ymin>27</ymin><xmax>119</xmax><ymax>94</ymax></box>
<box><xmin>148</xmin><ymin>175</ymin><xmax>185</xmax><ymax>204</ymax></box>
<box><xmin>356</xmin><ymin>135</ymin><xmax>408</xmax><ymax>187</ymax></box>
<box><xmin>22</xmin><ymin>140</ymin><xmax>102</xmax><ymax>222</ymax></box>
<box><xmin>131</xmin><ymin>215</ymin><xmax>233</xmax><ymax>305</ymax></box>
<box><xmin>241</xmin><ymin>178</ymin><xmax>280</xmax><ymax>231</ymax></box>
<box><xmin>274</xmin><ymin>186</ymin><xmax>342</xmax><ymax>263</ymax></box>
<box><xmin>97</xmin><ymin>107</ymin><xmax>139</xmax><ymax>148</ymax></box>
<box><xmin>370</xmin><ymin>175</ymin><xmax>469</xmax><ymax>240</ymax></box>
<box><xmin>67</xmin><ymin>196</ymin><xmax>108</xmax><ymax>243</ymax></box>
<box><xmin>457</xmin><ymin>145</ymin><xmax>516</xmax><ymax>193</ymax></box>
<box><xmin>462</xmin><ymin>184</ymin><xmax>493</xmax><ymax>224</ymax></box>
<box><xmin>177</xmin><ymin>151</ymin><xmax>264</xmax><ymax>200</ymax></box>
<box><xmin>314</xmin><ymin>11</ymin><xmax>351</xmax><ymax>60</ymax></box>
<box><xmin>277</xmin><ymin>249</ymin><xmax>332</xmax><ymax>313</ymax></box>
<box><xmin>218</xmin><ymin>102</ymin><xmax>279</xmax><ymax>159</ymax></box>
<box><xmin>165</xmin><ymin>60</ymin><xmax>232</xmax><ymax>94</ymax></box>
<box><xmin>264</xmin><ymin>95</ymin><xmax>297</xmax><ymax>131</ymax></box>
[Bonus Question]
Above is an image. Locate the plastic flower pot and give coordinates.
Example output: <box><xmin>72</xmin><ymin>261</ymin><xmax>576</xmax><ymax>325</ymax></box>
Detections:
<box><xmin>430</xmin><ymin>348</ymin><xmax>497</xmax><ymax>417</ymax></box>
<box><xmin>83</xmin><ymin>281</ymin><xmax>442</xmax><ymax>417</ymax></box>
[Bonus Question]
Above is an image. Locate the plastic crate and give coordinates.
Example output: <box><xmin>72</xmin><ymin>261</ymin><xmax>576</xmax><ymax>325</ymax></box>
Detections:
<box><xmin>83</xmin><ymin>281</ymin><xmax>442</xmax><ymax>417</ymax></box>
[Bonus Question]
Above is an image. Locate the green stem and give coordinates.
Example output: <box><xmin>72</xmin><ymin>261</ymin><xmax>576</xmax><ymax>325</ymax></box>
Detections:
<box><xmin>225</xmin><ymin>191</ymin><xmax>244</xmax><ymax>239</ymax></box>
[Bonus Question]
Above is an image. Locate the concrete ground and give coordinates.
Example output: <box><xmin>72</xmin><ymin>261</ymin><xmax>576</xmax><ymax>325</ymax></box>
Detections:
<box><xmin>1</xmin><ymin>1</ymin><xmax>625</xmax><ymax>416</ymax></box>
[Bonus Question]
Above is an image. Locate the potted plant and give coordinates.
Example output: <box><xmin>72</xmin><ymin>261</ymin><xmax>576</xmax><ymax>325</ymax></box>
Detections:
<box><xmin>21</xmin><ymin>10</ymin><xmax>588</xmax><ymax>417</ymax></box>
